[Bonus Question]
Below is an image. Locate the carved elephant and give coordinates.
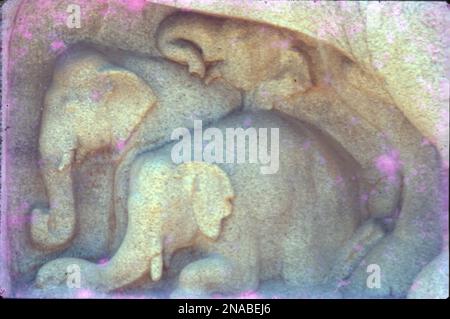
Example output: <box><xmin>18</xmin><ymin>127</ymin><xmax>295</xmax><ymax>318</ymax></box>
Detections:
<box><xmin>156</xmin><ymin>11</ymin><xmax>444</xmax><ymax>297</ymax></box>
<box><xmin>156</xmin><ymin>12</ymin><xmax>313</xmax><ymax>110</ymax></box>
<box><xmin>30</xmin><ymin>49</ymin><xmax>157</xmax><ymax>251</ymax></box>
<box><xmin>35</xmin><ymin>111</ymin><xmax>370</xmax><ymax>296</ymax></box>
<box><xmin>277</xmin><ymin>76</ymin><xmax>443</xmax><ymax>297</ymax></box>
<box><xmin>155</xmin><ymin>12</ymin><xmax>403</xmax><ymax>224</ymax></box>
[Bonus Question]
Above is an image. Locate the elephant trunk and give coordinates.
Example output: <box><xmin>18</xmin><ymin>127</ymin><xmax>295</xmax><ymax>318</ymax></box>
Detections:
<box><xmin>30</xmin><ymin>164</ymin><xmax>76</xmax><ymax>250</ymax></box>
<box><xmin>94</xmin><ymin>203</ymin><xmax>164</xmax><ymax>291</ymax></box>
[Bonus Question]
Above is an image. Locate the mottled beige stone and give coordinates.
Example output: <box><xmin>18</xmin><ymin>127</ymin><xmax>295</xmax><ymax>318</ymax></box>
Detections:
<box><xmin>0</xmin><ymin>0</ymin><xmax>447</xmax><ymax>299</ymax></box>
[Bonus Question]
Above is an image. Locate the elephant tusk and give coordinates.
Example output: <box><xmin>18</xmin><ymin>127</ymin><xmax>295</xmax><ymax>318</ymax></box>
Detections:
<box><xmin>57</xmin><ymin>151</ymin><xmax>74</xmax><ymax>172</ymax></box>
<box><xmin>150</xmin><ymin>254</ymin><xmax>163</xmax><ymax>281</ymax></box>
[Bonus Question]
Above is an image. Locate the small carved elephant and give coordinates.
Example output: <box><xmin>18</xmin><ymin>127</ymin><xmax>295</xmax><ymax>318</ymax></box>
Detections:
<box><xmin>35</xmin><ymin>111</ymin><xmax>370</xmax><ymax>296</ymax></box>
<box><xmin>156</xmin><ymin>12</ymin><xmax>312</xmax><ymax>109</ymax></box>
<box><xmin>31</xmin><ymin>49</ymin><xmax>157</xmax><ymax>251</ymax></box>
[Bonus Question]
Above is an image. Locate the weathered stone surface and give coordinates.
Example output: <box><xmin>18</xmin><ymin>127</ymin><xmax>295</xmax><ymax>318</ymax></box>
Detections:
<box><xmin>1</xmin><ymin>0</ymin><xmax>448</xmax><ymax>299</ymax></box>
<box><xmin>408</xmin><ymin>250</ymin><xmax>449</xmax><ymax>299</ymax></box>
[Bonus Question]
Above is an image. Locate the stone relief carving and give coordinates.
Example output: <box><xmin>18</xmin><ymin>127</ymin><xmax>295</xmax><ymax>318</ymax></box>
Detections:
<box><xmin>1</xmin><ymin>1</ymin><xmax>447</xmax><ymax>299</ymax></box>
<box><xmin>31</xmin><ymin>49</ymin><xmax>157</xmax><ymax>251</ymax></box>
<box><xmin>35</xmin><ymin>111</ymin><xmax>363</xmax><ymax>297</ymax></box>
<box><xmin>156</xmin><ymin>12</ymin><xmax>313</xmax><ymax>110</ymax></box>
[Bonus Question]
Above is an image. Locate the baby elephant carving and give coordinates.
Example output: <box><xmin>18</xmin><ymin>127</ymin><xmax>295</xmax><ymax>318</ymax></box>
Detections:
<box><xmin>35</xmin><ymin>112</ymin><xmax>368</xmax><ymax>296</ymax></box>
<box><xmin>31</xmin><ymin>49</ymin><xmax>157</xmax><ymax>251</ymax></box>
<box><xmin>156</xmin><ymin>13</ymin><xmax>312</xmax><ymax>110</ymax></box>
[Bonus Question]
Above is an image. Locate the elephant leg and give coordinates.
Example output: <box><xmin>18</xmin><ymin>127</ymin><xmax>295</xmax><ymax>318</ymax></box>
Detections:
<box><xmin>35</xmin><ymin>225</ymin><xmax>154</xmax><ymax>292</ymax></box>
<box><xmin>35</xmin><ymin>257</ymin><xmax>99</xmax><ymax>291</ymax></box>
<box><xmin>91</xmin><ymin>191</ymin><xmax>167</xmax><ymax>292</ymax></box>
<box><xmin>95</xmin><ymin>249</ymin><xmax>152</xmax><ymax>292</ymax></box>
<box><xmin>326</xmin><ymin>219</ymin><xmax>386</xmax><ymax>288</ymax></box>
<box><xmin>31</xmin><ymin>160</ymin><xmax>76</xmax><ymax>250</ymax></box>
<box><xmin>364</xmin><ymin>164</ymin><xmax>402</xmax><ymax>222</ymax></box>
<box><xmin>341</xmin><ymin>156</ymin><xmax>443</xmax><ymax>298</ymax></box>
<box><xmin>171</xmin><ymin>254</ymin><xmax>258</xmax><ymax>298</ymax></box>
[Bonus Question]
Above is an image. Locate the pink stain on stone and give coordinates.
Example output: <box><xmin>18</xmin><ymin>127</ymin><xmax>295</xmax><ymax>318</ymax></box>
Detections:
<box><xmin>373</xmin><ymin>60</ymin><xmax>384</xmax><ymax>70</ymax></box>
<box><xmin>22</xmin><ymin>30</ymin><xmax>32</xmax><ymax>40</ymax></box>
<box><xmin>121</xmin><ymin>0</ymin><xmax>147</xmax><ymax>12</ymax></box>
<box><xmin>317</xmin><ymin>21</ymin><xmax>341</xmax><ymax>39</ymax></box>
<box><xmin>409</xmin><ymin>281</ymin><xmax>420</xmax><ymax>292</ymax></box>
<box><xmin>53</xmin><ymin>12</ymin><xmax>69</xmax><ymax>26</ymax></box>
<box><xmin>98</xmin><ymin>258</ymin><xmax>109</xmax><ymax>266</ymax></box>
<box><xmin>19</xmin><ymin>201</ymin><xmax>30</xmax><ymax>212</ymax></box>
<box><xmin>350</xmin><ymin>116</ymin><xmax>360</xmax><ymax>126</ymax></box>
<box><xmin>323</xmin><ymin>72</ymin><xmax>333</xmax><ymax>86</ymax></box>
<box><xmin>164</xmin><ymin>235</ymin><xmax>174</xmax><ymax>246</ymax></box>
<box><xmin>421</xmin><ymin>138</ymin><xmax>432</xmax><ymax>146</ymax></box>
<box><xmin>439</xmin><ymin>80</ymin><xmax>449</xmax><ymax>100</ymax></box>
<box><xmin>116</xmin><ymin>139</ymin><xmax>127</xmax><ymax>152</ymax></box>
<box><xmin>243</xmin><ymin>117</ymin><xmax>252</xmax><ymax>128</ymax></box>
<box><xmin>374</xmin><ymin>150</ymin><xmax>402</xmax><ymax>182</ymax></box>
<box><xmin>318</xmin><ymin>155</ymin><xmax>326</xmax><ymax>165</ymax></box>
<box><xmin>50</xmin><ymin>40</ymin><xmax>66</xmax><ymax>53</ymax></box>
<box><xmin>360</xmin><ymin>193</ymin><xmax>369</xmax><ymax>204</ymax></box>
<box><xmin>302</xmin><ymin>140</ymin><xmax>311</xmax><ymax>150</ymax></box>
<box><xmin>8</xmin><ymin>215</ymin><xmax>31</xmax><ymax>228</ymax></box>
<box><xmin>386</xmin><ymin>32</ymin><xmax>395</xmax><ymax>44</ymax></box>
<box><xmin>237</xmin><ymin>290</ymin><xmax>262</xmax><ymax>299</ymax></box>
<box><xmin>271</xmin><ymin>39</ymin><xmax>291</xmax><ymax>50</ymax></box>
<box><xmin>347</xmin><ymin>23</ymin><xmax>364</xmax><ymax>38</ymax></box>
<box><xmin>76</xmin><ymin>289</ymin><xmax>94</xmax><ymax>299</ymax></box>
<box><xmin>337</xmin><ymin>279</ymin><xmax>351</xmax><ymax>288</ymax></box>
<box><xmin>90</xmin><ymin>89</ymin><xmax>103</xmax><ymax>103</ymax></box>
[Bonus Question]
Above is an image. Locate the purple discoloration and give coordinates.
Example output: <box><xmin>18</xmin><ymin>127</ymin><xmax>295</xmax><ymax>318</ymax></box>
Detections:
<box><xmin>50</xmin><ymin>40</ymin><xmax>66</xmax><ymax>53</ymax></box>
<box><xmin>271</xmin><ymin>39</ymin><xmax>291</xmax><ymax>50</ymax></box>
<box><xmin>335</xmin><ymin>175</ymin><xmax>344</xmax><ymax>187</ymax></box>
<box><xmin>90</xmin><ymin>89</ymin><xmax>103</xmax><ymax>103</ymax></box>
<box><xmin>98</xmin><ymin>258</ymin><xmax>109</xmax><ymax>266</ymax></box>
<box><xmin>243</xmin><ymin>117</ymin><xmax>252</xmax><ymax>128</ymax></box>
<box><xmin>120</xmin><ymin>0</ymin><xmax>147</xmax><ymax>12</ymax></box>
<box><xmin>237</xmin><ymin>290</ymin><xmax>262</xmax><ymax>299</ymax></box>
<box><xmin>115</xmin><ymin>139</ymin><xmax>127</xmax><ymax>152</ymax></box>
<box><xmin>350</xmin><ymin>116</ymin><xmax>360</xmax><ymax>126</ymax></box>
<box><xmin>374</xmin><ymin>150</ymin><xmax>402</xmax><ymax>182</ymax></box>
<box><xmin>323</xmin><ymin>72</ymin><xmax>333</xmax><ymax>86</ymax></box>
<box><xmin>360</xmin><ymin>193</ymin><xmax>369</xmax><ymax>204</ymax></box>
<box><xmin>302</xmin><ymin>140</ymin><xmax>311</xmax><ymax>150</ymax></box>
<box><xmin>164</xmin><ymin>234</ymin><xmax>174</xmax><ymax>246</ymax></box>
<box><xmin>336</xmin><ymin>279</ymin><xmax>351</xmax><ymax>289</ymax></box>
<box><xmin>8</xmin><ymin>215</ymin><xmax>32</xmax><ymax>229</ymax></box>
<box><xmin>76</xmin><ymin>288</ymin><xmax>94</xmax><ymax>299</ymax></box>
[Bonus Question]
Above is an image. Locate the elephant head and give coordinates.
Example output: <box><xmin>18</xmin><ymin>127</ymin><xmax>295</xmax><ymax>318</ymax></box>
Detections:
<box><xmin>156</xmin><ymin>12</ymin><xmax>312</xmax><ymax>98</ymax></box>
<box><xmin>35</xmin><ymin>161</ymin><xmax>234</xmax><ymax>291</ymax></box>
<box><xmin>131</xmin><ymin>160</ymin><xmax>235</xmax><ymax>282</ymax></box>
<box><xmin>31</xmin><ymin>49</ymin><xmax>157</xmax><ymax>251</ymax></box>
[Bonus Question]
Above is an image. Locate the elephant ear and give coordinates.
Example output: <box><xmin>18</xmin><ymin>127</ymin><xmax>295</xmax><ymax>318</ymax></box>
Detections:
<box><xmin>95</xmin><ymin>67</ymin><xmax>157</xmax><ymax>142</ymax></box>
<box><xmin>177</xmin><ymin>162</ymin><xmax>234</xmax><ymax>240</ymax></box>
